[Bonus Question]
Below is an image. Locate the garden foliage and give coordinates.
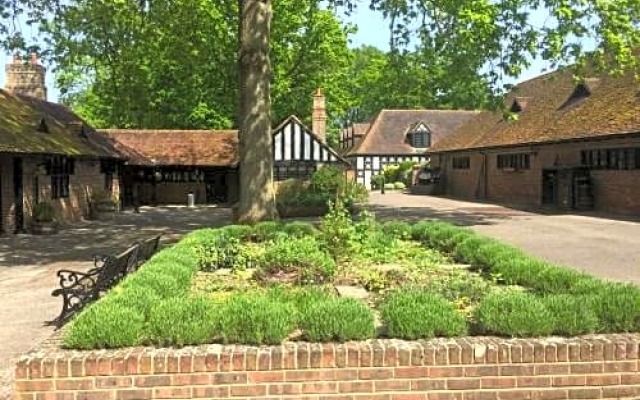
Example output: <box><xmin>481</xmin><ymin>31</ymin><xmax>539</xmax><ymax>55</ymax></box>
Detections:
<box><xmin>381</xmin><ymin>288</ymin><xmax>467</xmax><ymax>339</ymax></box>
<box><xmin>63</xmin><ymin>214</ymin><xmax>640</xmax><ymax>349</ymax></box>
<box><xmin>276</xmin><ymin>165</ymin><xmax>368</xmax><ymax>210</ymax></box>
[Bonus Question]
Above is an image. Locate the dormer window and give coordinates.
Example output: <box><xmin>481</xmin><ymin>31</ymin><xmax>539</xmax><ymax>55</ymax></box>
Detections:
<box><xmin>37</xmin><ymin>118</ymin><xmax>49</xmax><ymax>133</ymax></box>
<box><xmin>560</xmin><ymin>78</ymin><xmax>600</xmax><ymax>110</ymax></box>
<box><xmin>407</xmin><ymin>122</ymin><xmax>431</xmax><ymax>148</ymax></box>
<box><xmin>510</xmin><ymin>97</ymin><xmax>531</xmax><ymax>113</ymax></box>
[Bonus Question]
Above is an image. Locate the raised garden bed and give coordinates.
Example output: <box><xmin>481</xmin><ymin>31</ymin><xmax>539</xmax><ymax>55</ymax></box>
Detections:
<box><xmin>60</xmin><ymin>200</ymin><xmax>640</xmax><ymax>351</ymax></box>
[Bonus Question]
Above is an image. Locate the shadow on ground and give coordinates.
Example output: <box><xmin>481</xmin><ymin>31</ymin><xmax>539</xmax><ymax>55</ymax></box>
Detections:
<box><xmin>0</xmin><ymin>206</ymin><xmax>232</xmax><ymax>268</ymax></box>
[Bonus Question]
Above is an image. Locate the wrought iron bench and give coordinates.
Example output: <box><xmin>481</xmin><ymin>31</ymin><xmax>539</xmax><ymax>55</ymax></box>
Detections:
<box><xmin>48</xmin><ymin>233</ymin><xmax>163</xmax><ymax>328</ymax></box>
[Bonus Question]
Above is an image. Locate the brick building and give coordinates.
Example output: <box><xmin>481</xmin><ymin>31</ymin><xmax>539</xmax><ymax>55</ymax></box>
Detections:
<box><xmin>429</xmin><ymin>67</ymin><xmax>640</xmax><ymax>215</ymax></box>
<box><xmin>100</xmin><ymin>129</ymin><xmax>240</xmax><ymax>206</ymax></box>
<box><xmin>1</xmin><ymin>54</ymin><xmax>122</xmax><ymax>233</ymax></box>
<box><xmin>103</xmin><ymin>90</ymin><xmax>349</xmax><ymax>206</ymax></box>
<box><xmin>340</xmin><ymin>109</ymin><xmax>479</xmax><ymax>188</ymax></box>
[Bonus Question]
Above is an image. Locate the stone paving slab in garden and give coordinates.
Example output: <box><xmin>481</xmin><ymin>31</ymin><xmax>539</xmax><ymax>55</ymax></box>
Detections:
<box><xmin>0</xmin><ymin>205</ymin><xmax>232</xmax><ymax>399</ymax></box>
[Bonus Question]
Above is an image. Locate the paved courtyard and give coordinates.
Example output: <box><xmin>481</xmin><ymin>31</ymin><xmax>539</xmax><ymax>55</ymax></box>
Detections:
<box><xmin>0</xmin><ymin>206</ymin><xmax>232</xmax><ymax>399</ymax></box>
<box><xmin>368</xmin><ymin>192</ymin><xmax>640</xmax><ymax>285</ymax></box>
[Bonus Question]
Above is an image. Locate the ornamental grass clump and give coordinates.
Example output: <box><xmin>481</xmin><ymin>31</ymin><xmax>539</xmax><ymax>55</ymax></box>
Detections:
<box><xmin>282</xmin><ymin>221</ymin><xmax>319</xmax><ymax>238</ymax></box>
<box><xmin>542</xmin><ymin>294</ymin><xmax>598</xmax><ymax>336</ymax></box>
<box><xmin>251</xmin><ymin>221</ymin><xmax>285</xmax><ymax>242</ymax></box>
<box><xmin>266</xmin><ymin>285</ymin><xmax>334</xmax><ymax>315</ymax></box>
<box><xmin>381</xmin><ymin>288</ymin><xmax>468</xmax><ymax>340</ymax></box>
<box><xmin>592</xmin><ymin>283</ymin><xmax>640</xmax><ymax>333</ymax></box>
<box><xmin>381</xmin><ymin>221</ymin><xmax>412</xmax><ymax>240</ymax></box>
<box><xmin>146</xmin><ymin>296</ymin><xmax>217</xmax><ymax>346</ymax></box>
<box><xmin>300</xmin><ymin>298</ymin><xmax>376</xmax><ymax>342</ymax></box>
<box><xmin>219</xmin><ymin>224</ymin><xmax>254</xmax><ymax>240</ymax></box>
<box><xmin>214</xmin><ymin>292</ymin><xmax>297</xmax><ymax>345</ymax></box>
<box><xmin>453</xmin><ymin>235</ymin><xmax>488</xmax><ymax>264</ymax></box>
<box><xmin>467</xmin><ymin>240</ymin><xmax>523</xmax><ymax>270</ymax></box>
<box><xmin>257</xmin><ymin>236</ymin><xmax>336</xmax><ymax>284</ymax></box>
<box><xmin>62</xmin><ymin>299</ymin><xmax>144</xmax><ymax>349</ymax></box>
<box><xmin>120</xmin><ymin>266</ymin><xmax>188</xmax><ymax>298</ymax></box>
<box><xmin>474</xmin><ymin>291</ymin><xmax>554</xmax><ymax>337</ymax></box>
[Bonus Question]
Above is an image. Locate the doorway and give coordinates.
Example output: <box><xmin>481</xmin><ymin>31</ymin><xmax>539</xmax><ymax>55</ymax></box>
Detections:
<box><xmin>205</xmin><ymin>170</ymin><xmax>228</xmax><ymax>204</ymax></box>
<box><xmin>13</xmin><ymin>157</ymin><xmax>24</xmax><ymax>233</ymax></box>
<box><xmin>542</xmin><ymin>169</ymin><xmax>558</xmax><ymax>206</ymax></box>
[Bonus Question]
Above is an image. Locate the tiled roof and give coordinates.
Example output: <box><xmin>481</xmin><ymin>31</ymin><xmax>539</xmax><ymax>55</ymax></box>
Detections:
<box><xmin>0</xmin><ymin>89</ymin><xmax>121</xmax><ymax>158</ymax></box>
<box><xmin>353</xmin><ymin>123</ymin><xmax>370</xmax><ymax>137</ymax></box>
<box><xmin>100</xmin><ymin>129</ymin><xmax>239</xmax><ymax>167</ymax></box>
<box><xmin>340</xmin><ymin>122</ymin><xmax>371</xmax><ymax>155</ymax></box>
<box><xmin>346</xmin><ymin>109</ymin><xmax>480</xmax><ymax>156</ymax></box>
<box><xmin>430</xmin><ymin>68</ymin><xmax>640</xmax><ymax>153</ymax></box>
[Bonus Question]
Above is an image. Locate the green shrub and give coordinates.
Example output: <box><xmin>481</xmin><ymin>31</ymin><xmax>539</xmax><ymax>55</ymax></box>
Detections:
<box><xmin>343</xmin><ymin>181</ymin><xmax>369</xmax><ymax>203</ymax></box>
<box><xmin>194</xmin><ymin>235</ymin><xmax>247</xmax><ymax>271</ymax></box>
<box><xmin>266</xmin><ymin>285</ymin><xmax>334</xmax><ymax>314</ymax></box>
<box><xmin>381</xmin><ymin>221</ymin><xmax>412</xmax><ymax>240</ymax></box>
<box><xmin>370</xmin><ymin>174</ymin><xmax>385</xmax><ymax>190</ymax></box>
<box><xmin>258</xmin><ymin>236</ymin><xmax>336</xmax><ymax>284</ymax></box>
<box><xmin>104</xmin><ymin>287</ymin><xmax>162</xmax><ymax>318</ymax></box>
<box><xmin>474</xmin><ymin>292</ymin><xmax>554</xmax><ymax>337</ymax></box>
<box><xmin>62</xmin><ymin>300</ymin><xmax>144</xmax><ymax>349</ymax></box>
<box><xmin>425</xmin><ymin>270</ymin><xmax>493</xmax><ymax>303</ymax></box>
<box><xmin>319</xmin><ymin>199</ymin><xmax>355</xmax><ymax>260</ymax></box>
<box><xmin>542</xmin><ymin>295</ymin><xmax>598</xmax><ymax>336</ymax></box>
<box><xmin>393</xmin><ymin>181</ymin><xmax>406</xmax><ymax>190</ymax></box>
<box><xmin>219</xmin><ymin>224</ymin><xmax>253</xmax><ymax>240</ymax></box>
<box><xmin>119</xmin><ymin>270</ymin><xmax>185</xmax><ymax>298</ymax></box>
<box><xmin>146</xmin><ymin>296</ymin><xmax>217</xmax><ymax>346</ymax></box>
<box><xmin>490</xmin><ymin>256</ymin><xmax>549</xmax><ymax>287</ymax></box>
<box><xmin>277</xmin><ymin>191</ymin><xmax>331</xmax><ymax>207</ymax></box>
<box><xmin>533</xmin><ymin>266</ymin><xmax>590</xmax><ymax>294</ymax></box>
<box><xmin>426</xmin><ymin>224</ymin><xmax>474</xmax><ymax>254</ymax></box>
<box><xmin>282</xmin><ymin>221</ymin><xmax>318</xmax><ymax>238</ymax></box>
<box><xmin>311</xmin><ymin>165</ymin><xmax>345</xmax><ymax>195</ymax></box>
<box><xmin>592</xmin><ymin>283</ymin><xmax>640</xmax><ymax>333</ymax></box>
<box><xmin>300</xmin><ymin>298</ymin><xmax>375</xmax><ymax>342</ymax></box>
<box><xmin>465</xmin><ymin>239</ymin><xmax>522</xmax><ymax>268</ymax></box>
<box><xmin>251</xmin><ymin>221</ymin><xmax>285</xmax><ymax>242</ymax></box>
<box><xmin>454</xmin><ymin>235</ymin><xmax>487</xmax><ymax>264</ymax></box>
<box><xmin>383</xmin><ymin>183</ymin><xmax>395</xmax><ymax>191</ymax></box>
<box><xmin>215</xmin><ymin>293</ymin><xmax>297</xmax><ymax>345</ymax></box>
<box><xmin>381</xmin><ymin>289</ymin><xmax>468</xmax><ymax>339</ymax></box>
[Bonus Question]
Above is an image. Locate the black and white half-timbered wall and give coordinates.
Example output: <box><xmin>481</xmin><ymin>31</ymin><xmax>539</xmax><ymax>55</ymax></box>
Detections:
<box><xmin>272</xmin><ymin>116</ymin><xmax>351</xmax><ymax>181</ymax></box>
<box><xmin>341</xmin><ymin>109</ymin><xmax>479</xmax><ymax>188</ymax></box>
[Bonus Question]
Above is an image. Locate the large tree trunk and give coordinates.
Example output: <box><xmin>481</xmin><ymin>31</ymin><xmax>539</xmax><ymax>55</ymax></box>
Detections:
<box><xmin>236</xmin><ymin>0</ymin><xmax>276</xmax><ymax>223</ymax></box>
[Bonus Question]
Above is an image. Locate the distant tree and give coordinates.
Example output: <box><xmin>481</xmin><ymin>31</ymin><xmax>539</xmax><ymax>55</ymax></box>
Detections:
<box><xmin>1</xmin><ymin>0</ymin><xmax>638</xmax><ymax>222</ymax></box>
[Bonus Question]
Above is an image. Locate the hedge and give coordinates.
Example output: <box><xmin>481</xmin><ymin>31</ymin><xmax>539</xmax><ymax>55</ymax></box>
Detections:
<box><xmin>63</xmin><ymin>219</ymin><xmax>640</xmax><ymax>349</ymax></box>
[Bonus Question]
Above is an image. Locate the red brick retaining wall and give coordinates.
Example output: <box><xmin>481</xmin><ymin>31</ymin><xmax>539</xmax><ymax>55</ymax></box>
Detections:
<box><xmin>14</xmin><ymin>335</ymin><xmax>640</xmax><ymax>400</ymax></box>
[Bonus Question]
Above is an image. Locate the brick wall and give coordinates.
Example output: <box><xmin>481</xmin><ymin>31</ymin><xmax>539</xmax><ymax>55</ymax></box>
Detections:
<box><xmin>14</xmin><ymin>335</ymin><xmax>640</xmax><ymax>400</ymax></box>
<box><xmin>434</xmin><ymin>135</ymin><xmax>640</xmax><ymax>215</ymax></box>
<box><xmin>0</xmin><ymin>155</ymin><xmax>119</xmax><ymax>233</ymax></box>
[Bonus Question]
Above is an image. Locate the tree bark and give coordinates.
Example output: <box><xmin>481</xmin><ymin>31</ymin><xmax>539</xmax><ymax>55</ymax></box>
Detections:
<box><xmin>236</xmin><ymin>0</ymin><xmax>277</xmax><ymax>223</ymax></box>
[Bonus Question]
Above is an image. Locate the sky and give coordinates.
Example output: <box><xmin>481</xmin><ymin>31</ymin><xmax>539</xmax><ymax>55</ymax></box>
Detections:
<box><xmin>0</xmin><ymin>4</ymin><xmax>586</xmax><ymax>103</ymax></box>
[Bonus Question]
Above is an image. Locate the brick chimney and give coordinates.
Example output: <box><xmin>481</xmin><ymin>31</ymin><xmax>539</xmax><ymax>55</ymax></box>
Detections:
<box><xmin>5</xmin><ymin>52</ymin><xmax>48</xmax><ymax>100</ymax></box>
<box><xmin>312</xmin><ymin>88</ymin><xmax>327</xmax><ymax>143</ymax></box>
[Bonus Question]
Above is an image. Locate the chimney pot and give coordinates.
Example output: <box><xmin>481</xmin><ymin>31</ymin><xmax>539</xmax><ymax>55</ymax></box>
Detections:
<box><xmin>5</xmin><ymin>52</ymin><xmax>48</xmax><ymax>100</ymax></box>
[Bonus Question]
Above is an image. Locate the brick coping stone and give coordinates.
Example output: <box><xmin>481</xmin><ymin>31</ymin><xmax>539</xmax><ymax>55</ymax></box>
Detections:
<box><xmin>13</xmin><ymin>333</ymin><xmax>640</xmax><ymax>399</ymax></box>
